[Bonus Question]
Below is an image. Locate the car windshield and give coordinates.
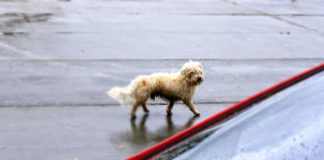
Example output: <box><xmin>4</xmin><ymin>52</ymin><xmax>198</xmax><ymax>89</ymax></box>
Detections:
<box><xmin>155</xmin><ymin>71</ymin><xmax>324</xmax><ymax>160</ymax></box>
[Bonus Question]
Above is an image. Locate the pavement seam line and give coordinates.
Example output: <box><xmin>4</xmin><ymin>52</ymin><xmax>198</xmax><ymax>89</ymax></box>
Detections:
<box><xmin>0</xmin><ymin>58</ymin><xmax>324</xmax><ymax>62</ymax></box>
<box><xmin>0</xmin><ymin>101</ymin><xmax>238</xmax><ymax>107</ymax></box>
<box><xmin>0</xmin><ymin>41</ymin><xmax>42</xmax><ymax>59</ymax></box>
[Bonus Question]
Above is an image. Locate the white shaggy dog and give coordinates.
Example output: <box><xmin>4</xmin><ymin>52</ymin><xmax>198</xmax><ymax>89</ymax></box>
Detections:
<box><xmin>107</xmin><ymin>61</ymin><xmax>204</xmax><ymax>118</ymax></box>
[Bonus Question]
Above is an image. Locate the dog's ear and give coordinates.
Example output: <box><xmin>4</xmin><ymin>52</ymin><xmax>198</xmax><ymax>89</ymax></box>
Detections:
<box><xmin>197</xmin><ymin>63</ymin><xmax>202</xmax><ymax>69</ymax></box>
<box><xmin>180</xmin><ymin>68</ymin><xmax>197</xmax><ymax>85</ymax></box>
<box><xmin>180</xmin><ymin>67</ymin><xmax>190</xmax><ymax>76</ymax></box>
<box><xmin>188</xmin><ymin>60</ymin><xmax>203</xmax><ymax>69</ymax></box>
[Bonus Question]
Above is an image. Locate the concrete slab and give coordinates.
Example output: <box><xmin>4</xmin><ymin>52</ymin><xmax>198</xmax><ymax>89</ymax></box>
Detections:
<box><xmin>0</xmin><ymin>0</ymin><xmax>256</xmax><ymax>16</ymax></box>
<box><xmin>230</xmin><ymin>0</ymin><xmax>324</xmax><ymax>15</ymax></box>
<box><xmin>2</xmin><ymin>27</ymin><xmax>324</xmax><ymax>59</ymax></box>
<box><xmin>0</xmin><ymin>59</ymin><xmax>322</xmax><ymax>106</ymax></box>
<box><xmin>0</xmin><ymin>0</ymin><xmax>323</xmax><ymax>159</ymax></box>
<box><xmin>2</xmin><ymin>15</ymin><xmax>306</xmax><ymax>33</ymax></box>
<box><xmin>2</xmin><ymin>1</ymin><xmax>324</xmax><ymax>60</ymax></box>
<box><xmin>0</xmin><ymin>104</ymin><xmax>228</xmax><ymax>160</ymax></box>
<box><xmin>283</xmin><ymin>16</ymin><xmax>324</xmax><ymax>33</ymax></box>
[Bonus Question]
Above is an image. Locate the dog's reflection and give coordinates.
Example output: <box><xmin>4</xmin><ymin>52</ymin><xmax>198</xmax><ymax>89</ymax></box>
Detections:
<box><xmin>124</xmin><ymin>115</ymin><xmax>198</xmax><ymax>146</ymax></box>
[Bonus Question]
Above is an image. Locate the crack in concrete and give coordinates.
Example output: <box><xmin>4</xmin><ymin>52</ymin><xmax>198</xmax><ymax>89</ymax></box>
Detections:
<box><xmin>226</xmin><ymin>0</ymin><xmax>324</xmax><ymax>36</ymax></box>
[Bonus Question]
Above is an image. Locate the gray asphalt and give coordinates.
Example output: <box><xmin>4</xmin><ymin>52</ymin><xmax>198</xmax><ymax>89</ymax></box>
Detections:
<box><xmin>0</xmin><ymin>0</ymin><xmax>323</xmax><ymax>159</ymax></box>
<box><xmin>0</xmin><ymin>104</ymin><xmax>228</xmax><ymax>160</ymax></box>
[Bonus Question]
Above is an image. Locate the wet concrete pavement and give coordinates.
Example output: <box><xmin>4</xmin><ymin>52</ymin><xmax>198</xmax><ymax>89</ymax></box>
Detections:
<box><xmin>0</xmin><ymin>59</ymin><xmax>323</xmax><ymax>107</ymax></box>
<box><xmin>0</xmin><ymin>0</ymin><xmax>324</xmax><ymax>159</ymax></box>
<box><xmin>0</xmin><ymin>104</ymin><xmax>228</xmax><ymax>160</ymax></box>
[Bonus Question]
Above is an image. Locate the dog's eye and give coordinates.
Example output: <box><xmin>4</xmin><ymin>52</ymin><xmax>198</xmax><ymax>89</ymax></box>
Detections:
<box><xmin>188</xmin><ymin>71</ymin><xmax>194</xmax><ymax>78</ymax></box>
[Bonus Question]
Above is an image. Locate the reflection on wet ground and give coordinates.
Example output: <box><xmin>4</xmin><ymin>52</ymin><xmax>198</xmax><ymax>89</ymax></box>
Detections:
<box><xmin>0</xmin><ymin>104</ymin><xmax>228</xmax><ymax>160</ymax></box>
<box><xmin>108</xmin><ymin>104</ymin><xmax>229</xmax><ymax>159</ymax></box>
<box><xmin>123</xmin><ymin>114</ymin><xmax>198</xmax><ymax>146</ymax></box>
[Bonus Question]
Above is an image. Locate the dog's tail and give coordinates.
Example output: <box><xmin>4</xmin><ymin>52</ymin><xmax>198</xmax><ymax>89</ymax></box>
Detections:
<box><xmin>106</xmin><ymin>87</ymin><xmax>135</xmax><ymax>104</ymax></box>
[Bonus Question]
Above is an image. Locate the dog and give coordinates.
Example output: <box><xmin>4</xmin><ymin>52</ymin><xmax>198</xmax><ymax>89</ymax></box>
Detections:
<box><xmin>107</xmin><ymin>60</ymin><xmax>204</xmax><ymax>118</ymax></box>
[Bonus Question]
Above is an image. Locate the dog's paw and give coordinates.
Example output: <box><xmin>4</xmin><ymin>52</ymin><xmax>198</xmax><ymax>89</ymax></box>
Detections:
<box><xmin>130</xmin><ymin>114</ymin><xmax>137</xmax><ymax>119</ymax></box>
<box><xmin>194</xmin><ymin>112</ymin><xmax>200</xmax><ymax>117</ymax></box>
<box><xmin>144</xmin><ymin>109</ymin><xmax>150</xmax><ymax>113</ymax></box>
<box><xmin>166</xmin><ymin>111</ymin><xmax>173</xmax><ymax>116</ymax></box>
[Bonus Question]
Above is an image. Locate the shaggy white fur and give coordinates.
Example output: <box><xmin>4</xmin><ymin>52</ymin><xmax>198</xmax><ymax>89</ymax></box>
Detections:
<box><xmin>107</xmin><ymin>60</ymin><xmax>204</xmax><ymax>118</ymax></box>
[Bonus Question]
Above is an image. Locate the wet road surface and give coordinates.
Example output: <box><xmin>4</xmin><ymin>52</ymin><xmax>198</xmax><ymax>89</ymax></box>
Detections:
<box><xmin>0</xmin><ymin>104</ymin><xmax>228</xmax><ymax>160</ymax></box>
<box><xmin>0</xmin><ymin>0</ymin><xmax>324</xmax><ymax>159</ymax></box>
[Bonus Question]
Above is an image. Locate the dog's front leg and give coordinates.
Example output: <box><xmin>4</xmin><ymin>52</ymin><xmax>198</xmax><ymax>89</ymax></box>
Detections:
<box><xmin>166</xmin><ymin>100</ymin><xmax>175</xmax><ymax>116</ymax></box>
<box><xmin>183</xmin><ymin>100</ymin><xmax>200</xmax><ymax>116</ymax></box>
<box><xmin>142</xmin><ymin>103</ymin><xmax>149</xmax><ymax>113</ymax></box>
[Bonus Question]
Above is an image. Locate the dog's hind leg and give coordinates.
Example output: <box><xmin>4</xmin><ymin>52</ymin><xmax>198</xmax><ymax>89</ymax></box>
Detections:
<box><xmin>183</xmin><ymin>100</ymin><xmax>200</xmax><ymax>116</ymax></box>
<box><xmin>166</xmin><ymin>100</ymin><xmax>175</xmax><ymax>116</ymax></box>
<box><xmin>142</xmin><ymin>103</ymin><xmax>149</xmax><ymax>113</ymax></box>
<box><xmin>131</xmin><ymin>102</ymin><xmax>140</xmax><ymax>119</ymax></box>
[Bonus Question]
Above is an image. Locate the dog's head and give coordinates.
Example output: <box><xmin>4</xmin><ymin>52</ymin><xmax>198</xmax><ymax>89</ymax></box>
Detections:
<box><xmin>180</xmin><ymin>60</ymin><xmax>204</xmax><ymax>86</ymax></box>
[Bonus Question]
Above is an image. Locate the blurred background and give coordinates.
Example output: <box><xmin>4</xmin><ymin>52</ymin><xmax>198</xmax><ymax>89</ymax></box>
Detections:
<box><xmin>0</xmin><ymin>0</ymin><xmax>323</xmax><ymax>159</ymax></box>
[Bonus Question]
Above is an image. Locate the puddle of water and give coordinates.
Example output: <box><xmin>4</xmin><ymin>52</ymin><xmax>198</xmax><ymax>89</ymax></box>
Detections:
<box><xmin>117</xmin><ymin>114</ymin><xmax>199</xmax><ymax>146</ymax></box>
<box><xmin>1</xmin><ymin>13</ymin><xmax>53</xmax><ymax>26</ymax></box>
<box><xmin>2</xmin><ymin>31</ymin><xmax>28</xmax><ymax>36</ymax></box>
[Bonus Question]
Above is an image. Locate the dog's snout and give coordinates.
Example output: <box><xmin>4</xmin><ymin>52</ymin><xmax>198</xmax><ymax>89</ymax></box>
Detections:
<box><xmin>197</xmin><ymin>77</ymin><xmax>203</xmax><ymax>83</ymax></box>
